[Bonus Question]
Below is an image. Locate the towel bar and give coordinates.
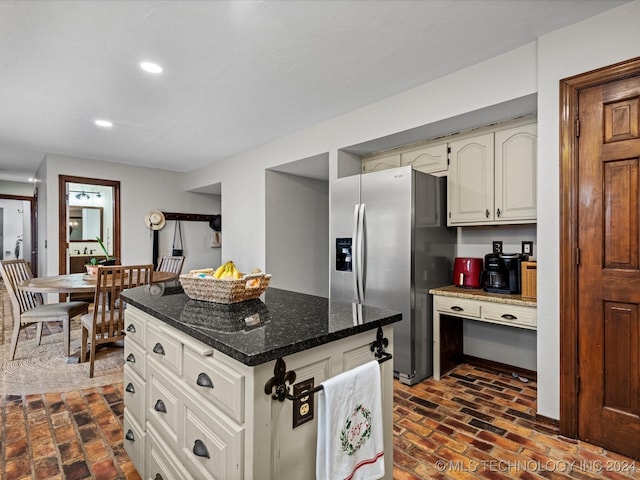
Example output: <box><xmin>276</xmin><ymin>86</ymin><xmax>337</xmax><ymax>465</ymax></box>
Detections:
<box><xmin>264</xmin><ymin>325</ymin><xmax>392</xmax><ymax>402</ymax></box>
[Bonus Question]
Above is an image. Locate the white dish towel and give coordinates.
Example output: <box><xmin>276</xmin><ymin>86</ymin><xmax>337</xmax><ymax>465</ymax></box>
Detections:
<box><xmin>316</xmin><ymin>360</ymin><xmax>385</xmax><ymax>480</ymax></box>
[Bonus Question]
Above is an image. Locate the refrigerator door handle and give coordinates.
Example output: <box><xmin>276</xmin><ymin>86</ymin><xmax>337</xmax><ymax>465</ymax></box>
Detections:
<box><xmin>352</xmin><ymin>204</ymin><xmax>361</xmax><ymax>302</ymax></box>
<box><xmin>357</xmin><ymin>203</ymin><xmax>365</xmax><ymax>302</ymax></box>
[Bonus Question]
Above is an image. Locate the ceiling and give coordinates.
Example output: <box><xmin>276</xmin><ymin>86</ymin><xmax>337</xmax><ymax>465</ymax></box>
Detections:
<box><xmin>0</xmin><ymin>0</ymin><xmax>627</xmax><ymax>183</ymax></box>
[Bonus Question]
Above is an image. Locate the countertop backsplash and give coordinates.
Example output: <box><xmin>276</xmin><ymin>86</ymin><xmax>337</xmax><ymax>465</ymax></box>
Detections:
<box><xmin>455</xmin><ymin>224</ymin><xmax>536</xmax><ymax>259</ymax></box>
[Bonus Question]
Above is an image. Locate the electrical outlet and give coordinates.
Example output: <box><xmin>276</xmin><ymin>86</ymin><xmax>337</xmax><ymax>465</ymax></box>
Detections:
<box><xmin>492</xmin><ymin>240</ymin><xmax>503</xmax><ymax>254</ymax></box>
<box><xmin>292</xmin><ymin>378</ymin><xmax>314</xmax><ymax>428</ymax></box>
<box><xmin>522</xmin><ymin>241</ymin><xmax>533</xmax><ymax>256</ymax></box>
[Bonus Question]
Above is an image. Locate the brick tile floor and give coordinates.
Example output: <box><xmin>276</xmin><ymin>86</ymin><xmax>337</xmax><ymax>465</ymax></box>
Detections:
<box><xmin>393</xmin><ymin>364</ymin><xmax>639</xmax><ymax>479</ymax></box>
<box><xmin>1</xmin><ymin>364</ymin><xmax>638</xmax><ymax>479</ymax></box>
<box><xmin>1</xmin><ymin>384</ymin><xmax>140</xmax><ymax>480</ymax></box>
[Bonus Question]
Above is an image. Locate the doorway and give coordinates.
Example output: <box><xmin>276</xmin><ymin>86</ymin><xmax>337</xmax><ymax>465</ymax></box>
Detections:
<box><xmin>0</xmin><ymin>193</ymin><xmax>37</xmax><ymax>276</ymax></box>
<box><xmin>560</xmin><ymin>56</ymin><xmax>640</xmax><ymax>459</ymax></box>
<box><xmin>58</xmin><ymin>175</ymin><xmax>121</xmax><ymax>276</ymax></box>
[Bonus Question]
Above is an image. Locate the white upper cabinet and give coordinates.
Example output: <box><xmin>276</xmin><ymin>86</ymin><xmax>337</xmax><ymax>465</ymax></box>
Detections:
<box><xmin>494</xmin><ymin>123</ymin><xmax>537</xmax><ymax>222</ymax></box>
<box><xmin>448</xmin><ymin>133</ymin><xmax>495</xmax><ymax>224</ymax></box>
<box><xmin>361</xmin><ymin>153</ymin><xmax>401</xmax><ymax>173</ymax></box>
<box><xmin>448</xmin><ymin>120</ymin><xmax>537</xmax><ymax>226</ymax></box>
<box><xmin>400</xmin><ymin>141</ymin><xmax>448</xmax><ymax>175</ymax></box>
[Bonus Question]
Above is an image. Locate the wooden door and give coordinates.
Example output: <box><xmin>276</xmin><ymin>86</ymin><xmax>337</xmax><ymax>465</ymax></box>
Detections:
<box><xmin>577</xmin><ymin>74</ymin><xmax>640</xmax><ymax>459</ymax></box>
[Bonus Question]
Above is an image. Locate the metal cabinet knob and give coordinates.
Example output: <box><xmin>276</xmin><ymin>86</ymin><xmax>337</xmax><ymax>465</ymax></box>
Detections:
<box><xmin>126</xmin><ymin>353</ymin><xmax>136</xmax><ymax>363</ymax></box>
<box><xmin>125</xmin><ymin>383</ymin><xmax>135</xmax><ymax>393</ymax></box>
<box><xmin>126</xmin><ymin>324</ymin><xmax>136</xmax><ymax>333</ymax></box>
<box><xmin>451</xmin><ymin>306</ymin><xmax>464</xmax><ymax>312</ymax></box>
<box><xmin>125</xmin><ymin>429</ymin><xmax>135</xmax><ymax>442</ymax></box>
<box><xmin>196</xmin><ymin>372</ymin><xmax>214</xmax><ymax>389</ymax></box>
<box><xmin>496</xmin><ymin>208</ymin><xmax>501</xmax><ymax>217</ymax></box>
<box><xmin>154</xmin><ymin>399</ymin><xmax>167</xmax><ymax>413</ymax></box>
<box><xmin>193</xmin><ymin>439</ymin><xmax>210</xmax><ymax>458</ymax></box>
<box><xmin>153</xmin><ymin>343</ymin><xmax>165</xmax><ymax>355</ymax></box>
<box><xmin>501</xmin><ymin>313</ymin><xmax>517</xmax><ymax>320</ymax></box>
<box><xmin>485</xmin><ymin>209</ymin><xmax>490</xmax><ymax>218</ymax></box>
<box><xmin>154</xmin><ymin>475</ymin><xmax>164</xmax><ymax>480</ymax></box>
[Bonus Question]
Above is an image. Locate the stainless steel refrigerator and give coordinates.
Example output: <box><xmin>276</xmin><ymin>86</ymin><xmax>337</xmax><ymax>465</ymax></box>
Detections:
<box><xmin>330</xmin><ymin>166</ymin><xmax>455</xmax><ymax>384</ymax></box>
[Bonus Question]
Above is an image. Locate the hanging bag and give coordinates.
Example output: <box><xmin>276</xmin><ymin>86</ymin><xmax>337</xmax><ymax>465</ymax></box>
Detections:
<box><xmin>172</xmin><ymin>220</ymin><xmax>184</xmax><ymax>256</ymax></box>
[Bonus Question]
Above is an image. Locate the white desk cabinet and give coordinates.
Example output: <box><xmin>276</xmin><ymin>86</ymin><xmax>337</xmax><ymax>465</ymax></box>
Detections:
<box><xmin>430</xmin><ymin>286</ymin><xmax>537</xmax><ymax>380</ymax></box>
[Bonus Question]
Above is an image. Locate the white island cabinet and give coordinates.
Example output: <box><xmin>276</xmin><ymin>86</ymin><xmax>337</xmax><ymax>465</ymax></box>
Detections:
<box><xmin>121</xmin><ymin>286</ymin><xmax>399</xmax><ymax>480</ymax></box>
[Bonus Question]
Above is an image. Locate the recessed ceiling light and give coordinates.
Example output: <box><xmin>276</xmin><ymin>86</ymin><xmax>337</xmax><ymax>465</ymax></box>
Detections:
<box><xmin>140</xmin><ymin>61</ymin><xmax>163</xmax><ymax>74</ymax></box>
<box><xmin>94</xmin><ymin>119</ymin><xmax>113</xmax><ymax>128</ymax></box>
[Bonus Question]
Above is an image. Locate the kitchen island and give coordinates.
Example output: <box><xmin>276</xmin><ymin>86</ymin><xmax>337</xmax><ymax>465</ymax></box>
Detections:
<box><xmin>120</xmin><ymin>285</ymin><xmax>401</xmax><ymax>480</ymax></box>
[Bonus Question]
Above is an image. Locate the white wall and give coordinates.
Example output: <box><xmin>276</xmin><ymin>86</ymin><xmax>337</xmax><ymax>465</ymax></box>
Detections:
<box><xmin>0</xmin><ymin>180</ymin><xmax>35</xmax><ymax>196</ymax></box>
<box><xmin>456</xmin><ymin>225</ymin><xmax>537</xmax><ymax>259</ymax></box>
<box><xmin>536</xmin><ymin>1</ymin><xmax>640</xmax><ymax>419</ymax></box>
<box><xmin>185</xmin><ymin>42</ymin><xmax>538</xmax><ymax>266</ymax></box>
<box><xmin>38</xmin><ymin>154</ymin><xmax>221</xmax><ymax>277</ymax></box>
<box><xmin>265</xmin><ymin>171</ymin><xmax>329</xmax><ymax>297</ymax></box>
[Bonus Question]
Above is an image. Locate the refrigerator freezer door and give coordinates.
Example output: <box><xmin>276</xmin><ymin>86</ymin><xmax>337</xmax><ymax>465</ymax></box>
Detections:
<box><xmin>360</xmin><ymin>166</ymin><xmax>414</xmax><ymax>379</ymax></box>
<box><xmin>330</xmin><ymin>174</ymin><xmax>361</xmax><ymax>304</ymax></box>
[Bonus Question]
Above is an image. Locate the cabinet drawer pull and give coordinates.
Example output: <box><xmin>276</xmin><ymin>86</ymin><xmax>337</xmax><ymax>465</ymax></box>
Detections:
<box><xmin>496</xmin><ymin>208</ymin><xmax>501</xmax><ymax>217</ymax></box>
<box><xmin>126</xmin><ymin>353</ymin><xmax>136</xmax><ymax>363</ymax></box>
<box><xmin>125</xmin><ymin>383</ymin><xmax>135</xmax><ymax>394</ymax></box>
<box><xmin>154</xmin><ymin>399</ymin><xmax>167</xmax><ymax>413</ymax></box>
<box><xmin>126</xmin><ymin>324</ymin><xmax>136</xmax><ymax>333</ymax></box>
<box><xmin>501</xmin><ymin>313</ymin><xmax>517</xmax><ymax>320</ymax></box>
<box><xmin>152</xmin><ymin>343</ymin><xmax>165</xmax><ymax>355</ymax></box>
<box><xmin>154</xmin><ymin>475</ymin><xmax>164</xmax><ymax>480</ymax></box>
<box><xmin>196</xmin><ymin>372</ymin><xmax>214</xmax><ymax>389</ymax></box>
<box><xmin>450</xmin><ymin>306</ymin><xmax>464</xmax><ymax>312</ymax></box>
<box><xmin>125</xmin><ymin>429</ymin><xmax>135</xmax><ymax>442</ymax></box>
<box><xmin>485</xmin><ymin>209</ymin><xmax>490</xmax><ymax>218</ymax></box>
<box><xmin>193</xmin><ymin>439</ymin><xmax>210</xmax><ymax>458</ymax></box>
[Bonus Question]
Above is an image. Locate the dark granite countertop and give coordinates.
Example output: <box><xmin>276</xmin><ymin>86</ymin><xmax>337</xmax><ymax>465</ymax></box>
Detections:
<box><xmin>121</xmin><ymin>286</ymin><xmax>402</xmax><ymax>366</ymax></box>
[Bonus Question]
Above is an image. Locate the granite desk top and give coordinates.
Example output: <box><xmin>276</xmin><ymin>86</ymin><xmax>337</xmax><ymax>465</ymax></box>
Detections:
<box><xmin>429</xmin><ymin>285</ymin><xmax>537</xmax><ymax>307</ymax></box>
<box><xmin>121</xmin><ymin>286</ymin><xmax>402</xmax><ymax>366</ymax></box>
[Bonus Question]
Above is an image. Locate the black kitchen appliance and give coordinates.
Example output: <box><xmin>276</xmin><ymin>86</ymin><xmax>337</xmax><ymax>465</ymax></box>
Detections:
<box><xmin>483</xmin><ymin>252</ymin><xmax>528</xmax><ymax>294</ymax></box>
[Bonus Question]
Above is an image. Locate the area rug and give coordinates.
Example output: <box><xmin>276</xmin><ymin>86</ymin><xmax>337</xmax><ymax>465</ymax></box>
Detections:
<box><xmin>0</xmin><ymin>286</ymin><xmax>124</xmax><ymax>395</ymax></box>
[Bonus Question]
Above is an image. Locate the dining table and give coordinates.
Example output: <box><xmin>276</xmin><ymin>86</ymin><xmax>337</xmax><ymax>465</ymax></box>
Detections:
<box><xmin>18</xmin><ymin>270</ymin><xmax>179</xmax><ymax>362</ymax></box>
<box><xmin>18</xmin><ymin>270</ymin><xmax>178</xmax><ymax>295</ymax></box>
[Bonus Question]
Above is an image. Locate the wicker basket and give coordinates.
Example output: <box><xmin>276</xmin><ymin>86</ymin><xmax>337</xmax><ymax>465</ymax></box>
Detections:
<box><xmin>180</xmin><ymin>299</ymin><xmax>270</xmax><ymax>332</ymax></box>
<box><xmin>179</xmin><ymin>272</ymin><xmax>271</xmax><ymax>304</ymax></box>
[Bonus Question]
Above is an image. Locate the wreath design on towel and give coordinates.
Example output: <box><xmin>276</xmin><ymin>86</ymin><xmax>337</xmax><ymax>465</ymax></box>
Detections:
<box><xmin>340</xmin><ymin>404</ymin><xmax>373</xmax><ymax>456</ymax></box>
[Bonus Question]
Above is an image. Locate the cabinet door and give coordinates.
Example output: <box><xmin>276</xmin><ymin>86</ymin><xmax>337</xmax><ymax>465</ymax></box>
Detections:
<box><xmin>448</xmin><ymin>133</ymin><xmax>494</xmax><ymax>225</ymax></box>
<box><xmin>361</xmin><ymin>153</ymin><xmax>401</xmax><ymax>173</ymax></box>
<box><xmin>401</xmin><ymin>142</ymin><xmax>448</xmax><ymax>174</ymax></box>
<box><xmin>494</xmin><ymin>123</ymin><xmax>537</xmax><ymax>222</ymax></box>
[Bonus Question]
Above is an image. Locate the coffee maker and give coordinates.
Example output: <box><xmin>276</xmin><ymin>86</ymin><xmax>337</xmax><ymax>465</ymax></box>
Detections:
<box><xmin>483</xmin><ymin>252</ymin><xmax>528</xmax><ymax>294</ymax></box>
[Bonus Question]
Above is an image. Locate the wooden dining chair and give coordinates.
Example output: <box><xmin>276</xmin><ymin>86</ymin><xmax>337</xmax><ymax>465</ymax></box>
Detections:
<box><xmin>157</xmin><ymin>255</ymin><xmax>185</xmax><ymax>277</ymax></box>
<box><xmin>80</xmin><ymin>263</ymin><xmax>153</xmax><ymax>377</ymax></box>
<box><xmin>0</xmin><ymin>259</ymin><xmax>89</xmax><ymax>360</ymax></box>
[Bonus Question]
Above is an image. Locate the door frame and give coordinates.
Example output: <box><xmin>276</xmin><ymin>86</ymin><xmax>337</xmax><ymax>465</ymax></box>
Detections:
<box><xmin>559</xmin><ymin>56</ymin><xmax>640</xmax><ymax>437</ymax></box>
<box><xmin>58</xmin><ymin>175</ymin><xmax>121</xmax><ymax>275</ymax></box>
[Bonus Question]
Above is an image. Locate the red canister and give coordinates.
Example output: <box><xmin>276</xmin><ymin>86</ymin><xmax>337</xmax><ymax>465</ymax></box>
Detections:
<box><xmin>453</xmin><ymin>257</ymin><xmax>483</xmax><ymax>288</ymax></box>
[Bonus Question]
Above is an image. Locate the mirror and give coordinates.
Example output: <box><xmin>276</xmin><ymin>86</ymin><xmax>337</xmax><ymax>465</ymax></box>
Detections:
<box><xmin>59</xmin><ymin>176</ymin><xmax>121</xmax><ymax>277</ymax></box>
<box><xmin>69</xmin><ymin>206</ymin><xmax>103</xmax><ymax>241</ymax></box>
